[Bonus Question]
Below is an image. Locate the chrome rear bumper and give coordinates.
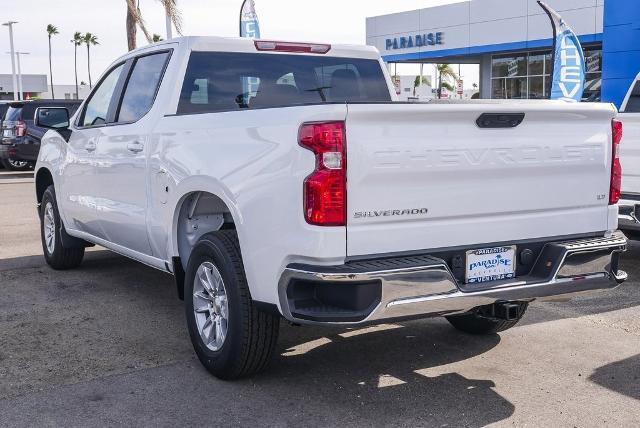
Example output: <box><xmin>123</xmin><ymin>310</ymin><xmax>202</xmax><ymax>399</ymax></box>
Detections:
<box><xmin>619</xmin><ymin>198</ymin><xmax>640</xmax><ymax>231</ymax></box>
<box><xmin>278</xmin><ymin>232</ymin><xmax>627</xmax><ymax>325</ymax></box>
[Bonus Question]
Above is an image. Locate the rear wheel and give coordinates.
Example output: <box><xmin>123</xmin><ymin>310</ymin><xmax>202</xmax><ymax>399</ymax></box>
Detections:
<box><xmin>40</xmin><ymin>185</ymin><xmax>85</xmax><ymax>270</ymax></box>
<box><xmin>185</xmin><ymin>230</ymin><xmax>280</xmax><ymax>379</ymax></box>
<box><xmin>1</xmin><ymin>158</ymin><xmax>31</xmax><ymax>171</ymax></box>
<box><xmin>446</xmin><ymin>302</ymin><xmax>528</xmax><ymax>335</ymax></box>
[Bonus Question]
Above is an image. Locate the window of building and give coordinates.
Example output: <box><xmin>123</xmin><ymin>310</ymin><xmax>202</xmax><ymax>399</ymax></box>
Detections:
<box><xmin>583</xmin><ymin>48</ymin><xmax>602</xmax><ymax>102</ymax></box>
<box><xmin>490</xmin><ymin>46</ymin><xmax>601</xmax><ymax>101</ymax></box>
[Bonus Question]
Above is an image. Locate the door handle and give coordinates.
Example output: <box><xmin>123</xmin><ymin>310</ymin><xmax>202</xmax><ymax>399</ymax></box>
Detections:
<box><xmin>127</xmin><ymin>141</ymin><xmax>144</xmax><ymax>153</ymax></box>
<box><xmin>85</xmin><ymin>141</ymin><xmax>96</xmax><ymax>152</ymax></box>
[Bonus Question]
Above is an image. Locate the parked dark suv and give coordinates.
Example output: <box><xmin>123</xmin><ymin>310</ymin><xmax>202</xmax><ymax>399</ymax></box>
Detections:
<box><xmin>1</xmin><ymin>99</ymin><xmax>82</xmax><ymax>170</ymax></box>
<box><xmin>0</xmin><ymin>102</ymin><xmax>12</xmax><ymax>169</ymax></box>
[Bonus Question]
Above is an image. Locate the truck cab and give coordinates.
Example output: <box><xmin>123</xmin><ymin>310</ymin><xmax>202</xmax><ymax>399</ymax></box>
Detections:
<box><xmin>616</xmin><ymin>72</ymin><xmax>640</xmax><ymax>232</ymax></box>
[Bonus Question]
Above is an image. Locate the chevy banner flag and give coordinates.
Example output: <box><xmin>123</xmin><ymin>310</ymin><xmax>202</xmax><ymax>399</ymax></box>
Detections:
<box><xmin>239</xmin><ymin>0</ymin><xmax>261</xmax><ymax>106</ymax></box>
<box><xmin>240</xmin><ymin>0</ymin><xmax>260</xmax><ymax>38</ymax></box>
<box><xmin>537</xmin><ymin>1</ymin><xmax>585</xmax><ymax>102</ymax></box>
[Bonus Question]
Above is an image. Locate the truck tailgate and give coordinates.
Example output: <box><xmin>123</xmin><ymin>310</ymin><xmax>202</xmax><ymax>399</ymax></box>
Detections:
<box><xmin>345</xmin><ymin>101</ymin><xmax>616</xmax><ymax>257</ymax></box>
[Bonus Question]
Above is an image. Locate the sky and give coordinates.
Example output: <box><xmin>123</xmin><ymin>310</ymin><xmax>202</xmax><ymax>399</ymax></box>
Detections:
<box><xmin>0</xmin><ymin>0</ymin><xmax>478</xmax><ymax>88</ymax></box>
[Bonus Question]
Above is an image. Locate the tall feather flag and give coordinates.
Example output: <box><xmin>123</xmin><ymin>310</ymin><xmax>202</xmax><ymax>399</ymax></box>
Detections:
<box><xmin>240</xmin><ymin>0</ymin><xmax>260</xmax><ymax>38</ymax></box>
<box><xmin>537</xmin><ymin>1</ymin><xmax>585</xmax><ymax>102</ymax></box>
<box><xmin>239</xmin><ymin>0</ymin><xmax>261</xmax><ymax>106</ymax></box>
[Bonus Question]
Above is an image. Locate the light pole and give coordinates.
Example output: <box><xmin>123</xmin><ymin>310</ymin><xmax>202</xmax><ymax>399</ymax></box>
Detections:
<box><xmin>2</xmin><ymin>21</ymin><xmax>19</xmax><ymax>101</ymax></box>
<box><xmin>165</xmin><ymin>13</ymin><xmax>173</xmax><ymax>39</ymax></box>
<box><xmin>15</xmin><ymin>52</ymin><xmax>30</xmax><ymax>100</ymax></box>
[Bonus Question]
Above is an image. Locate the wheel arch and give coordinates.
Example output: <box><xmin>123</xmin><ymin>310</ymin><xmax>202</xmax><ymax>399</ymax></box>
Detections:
<box><xmin>170</xmin><ymin>183</ymin><xmax>242</xmax><ymax>272</ymax></box>
<box><xmin>35</xmin><ymin>167</ymin><xmax>54</xmax><ymax>205</ymax></box>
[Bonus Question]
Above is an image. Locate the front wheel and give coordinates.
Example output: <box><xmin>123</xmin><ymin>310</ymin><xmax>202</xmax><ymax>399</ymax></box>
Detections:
<box><xmin>185</xmin><ymin>230</ymin><xmax>280</xmax><ymax>380</ymax></box>
<box><xmin>40</xmin><ymin>185</ymin><xmax>85</xmax><ymax>270</ymax></box>
<box><xmin>446</xmin><ymin>302</ymin><xmax>528</xmax><ymax>335</ymax></box>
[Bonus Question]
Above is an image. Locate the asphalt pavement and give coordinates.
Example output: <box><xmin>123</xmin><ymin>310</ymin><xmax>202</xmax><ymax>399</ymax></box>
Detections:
<box><xmin>0</xmin><ymin>171</ymin><xmax>639</xmax><ymax>427</ymax></box>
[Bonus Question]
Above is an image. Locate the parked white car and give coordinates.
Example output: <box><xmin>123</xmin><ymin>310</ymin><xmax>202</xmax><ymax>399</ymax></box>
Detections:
<box><xmin>617</xmin><ymin>72</ymin><xmax>640</xmax><ymax>232</ymax></box>
<box><xmin>34</xmin><ymin>36</ymin><xmax>627</xmax><ymax>379</ymax></box>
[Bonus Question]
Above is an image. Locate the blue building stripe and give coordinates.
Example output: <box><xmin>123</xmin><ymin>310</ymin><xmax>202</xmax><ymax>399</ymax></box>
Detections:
<box><xmin>381</xmin><ymin>33</ymin><xmax>603</xmax><ymax>62</ymax></box>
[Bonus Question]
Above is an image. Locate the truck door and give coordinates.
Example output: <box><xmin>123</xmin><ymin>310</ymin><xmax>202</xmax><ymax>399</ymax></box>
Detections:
<box><xmin>60</xmin><ymin>62</ymin><xmax>126</xmax><ymax>238</ymax></box>
<box><xmin>92</xmin><ymin>51</ymin><xmax>170</xmax><ymax>256</ymax></box>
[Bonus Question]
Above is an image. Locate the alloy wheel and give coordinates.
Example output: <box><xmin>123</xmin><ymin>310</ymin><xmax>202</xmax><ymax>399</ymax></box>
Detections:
<box><xmin>43</xmin><ymin>201</ymin><xmax>56</xmax><ymax>254</ymax></box>
<box><xmin>8</xmin><ymin>159</ymin><xmax>29</xmax><ymax>169</ymax></box>
<box><xmin>192</xmin><ymin>261</ymin><xmax>229</xmax><ymax>351</ymax></box>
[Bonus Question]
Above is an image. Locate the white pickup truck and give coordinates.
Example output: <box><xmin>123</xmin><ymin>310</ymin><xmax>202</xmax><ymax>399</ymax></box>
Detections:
<box><xmin>34</xmin><ymin>36</ymin><xmax>627</xmax><ymax>379</ymax></box>
<box><xmin>617</xmin><ymin>72</ymin><xmax>640</xmax><ymax>232</ymax></box>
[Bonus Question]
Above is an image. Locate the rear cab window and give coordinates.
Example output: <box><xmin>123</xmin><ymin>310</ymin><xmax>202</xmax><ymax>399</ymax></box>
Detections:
<box><xmin>177</xmin><ymin>52</ymin><xmax>391</xmax><ymax>114</ymax></box>
<box><xmin>4</xmin><ymin>106</ymin><xmax>23</xmax><ymax>122</ymax></box>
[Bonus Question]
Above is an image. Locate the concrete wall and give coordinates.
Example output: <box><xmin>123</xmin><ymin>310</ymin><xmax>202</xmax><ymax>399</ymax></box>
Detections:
<box><xmin>40</xmin><ymin>85</ymin><xmax>91</xmax><ymax>100</ymax></box>
<box><xmin>0</xmin><ymin>74</ymin><xmax>48</xmax><ymax>93</ymax></box>
<box><xmin>601</xmin><ymin>0</ymin><xmax>640</xmax><ymax>108</ymax></box>
<box><xmin>367</xmin><ymin>0</ymin><xmax>604</xmax><ymax>61</ymax></box>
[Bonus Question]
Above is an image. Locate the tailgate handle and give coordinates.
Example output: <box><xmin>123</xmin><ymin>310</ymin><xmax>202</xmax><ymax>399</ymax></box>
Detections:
<box><xmin>476</xmin><ymin>113</ymin><xmax>525</xmax><ymax>129</ymax></box>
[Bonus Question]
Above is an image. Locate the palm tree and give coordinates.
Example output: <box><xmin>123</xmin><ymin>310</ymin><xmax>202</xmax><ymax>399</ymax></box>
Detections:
<box><xmin>442</xmin><ymin>82</ymin><xmax>455</xmax><ymax>92</ymax></box>
<box><xmin>125</xmin><ymin>0</ymin><xmax>182</xmax><ymax>51</ymax></box>
<box><xmin>83</xmin><ymin>33</ymin><xmax>99</xmax><ymax>88</ymax></box>
<box><xmin>71</xmin><ymin>32</ymin><xmax>83</xmax><ymax>99</ymax></box>
<box><xmin>435</xmin><ymin>64</ymin><xmax>458</xmax><ymax>99</ymax></box>
<box><xmin>46</xmin><ymin>24</ymin><xmax>59</xmax><ymax>99</ymax></box>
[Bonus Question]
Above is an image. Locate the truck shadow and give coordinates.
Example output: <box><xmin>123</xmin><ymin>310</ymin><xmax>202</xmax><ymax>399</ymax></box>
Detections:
<box><xmin>251</xmin><ymin>321</ymin><xmax>515</xmax><ymax>426</ymax></box>
<box><xmin>589</xmin><ymin>354</ymin><xmax>640</xmax><ymax>401</ymax></box>
<box><xmin>1</xmin><ymin>250</ymin><xmax>514</xmax><ymax>425</ymax></box>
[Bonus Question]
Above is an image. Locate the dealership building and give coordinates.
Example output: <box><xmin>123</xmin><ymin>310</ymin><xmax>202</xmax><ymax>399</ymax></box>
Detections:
<box><xmin>366</xmin><ymin>0</ymin><xmax>639</xmax><ymax>108</ymax></box>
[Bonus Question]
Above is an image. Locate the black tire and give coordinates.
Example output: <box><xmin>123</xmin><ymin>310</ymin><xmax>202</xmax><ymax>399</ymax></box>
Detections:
<box><xmin>1</xmin><ymin>158</ymin><xmax>32</xmax><ymax>171</ymax></box>
<box><xmin>185</xmin><ymin>230</ymin><xmax>280</xmax><ymax>380</ymax></box>
<box><xmin>446</xmin><ymin>302</ymin><xmax>528</xmax><ymax>335</ymax></box>
<box><xmin>40</xmin><ymin>185</ymin><xmax>85</xmax><ymax>270</ymax></box>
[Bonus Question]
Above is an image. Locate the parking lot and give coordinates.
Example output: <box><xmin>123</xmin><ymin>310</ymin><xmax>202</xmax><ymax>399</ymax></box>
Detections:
<box><xmin>0</xmin><ymin>171</ymin><xmax>639</xmax><ymax>427</ymax></box>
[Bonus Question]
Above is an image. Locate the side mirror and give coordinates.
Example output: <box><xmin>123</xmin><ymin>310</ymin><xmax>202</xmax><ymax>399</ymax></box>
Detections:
<box><xmin>34</xmin><ymin>107</ymin><xmax>70</xmax><ymax>130</ymax></box>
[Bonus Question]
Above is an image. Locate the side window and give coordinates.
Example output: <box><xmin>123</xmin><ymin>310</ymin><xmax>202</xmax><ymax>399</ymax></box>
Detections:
<box><xmin>81</xmin><ymin>63</ymin><xmax>124</xmax><ymax>127</ymax></box>
<box><xmin>625</xmin><ymin>81</ymin><xmax>640</xmax><ymax>113</ymax></box>
<box><xmin>117</xmin><ymin>52</ymin><xmax>170</xmax><ymax>123</ymax></box>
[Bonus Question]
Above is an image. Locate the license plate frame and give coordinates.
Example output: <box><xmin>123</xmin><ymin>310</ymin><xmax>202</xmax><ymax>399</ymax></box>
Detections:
<box><xmin>465</xmin><ymin>245</ymin><xmax>516</xmax><ymax>284</ymax></box>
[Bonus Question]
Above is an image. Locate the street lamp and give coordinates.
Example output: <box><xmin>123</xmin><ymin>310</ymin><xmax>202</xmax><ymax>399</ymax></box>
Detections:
<box><xmin>2</xmin><ymin>21</ymin><xmax>19</xmax><ymax>101</ymax></box>
<box><xmin>14</xmin><ymin>52</ymin><xmax>30</xmax><ymax>100</ymax></box>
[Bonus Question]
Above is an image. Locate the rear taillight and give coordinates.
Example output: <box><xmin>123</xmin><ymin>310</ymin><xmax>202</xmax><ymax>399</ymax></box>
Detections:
<box><xmin>610</xmin><ymin>119</ymin><xmax>623</xmax><ymax>205</ymax></box>
<box><xmin>254</xmin><ymin>40</ymin><xmax>331</xmax><ymax>54</ymax></box>
<box><xmin>299</xmin><ymin>121</ymin><xmax>346</xmax><ymax>226</ymax></box>
<box><xmin>15</xmin><ymin>120</ymin><xmax>26</xmax><ymax>137</ymax></box>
